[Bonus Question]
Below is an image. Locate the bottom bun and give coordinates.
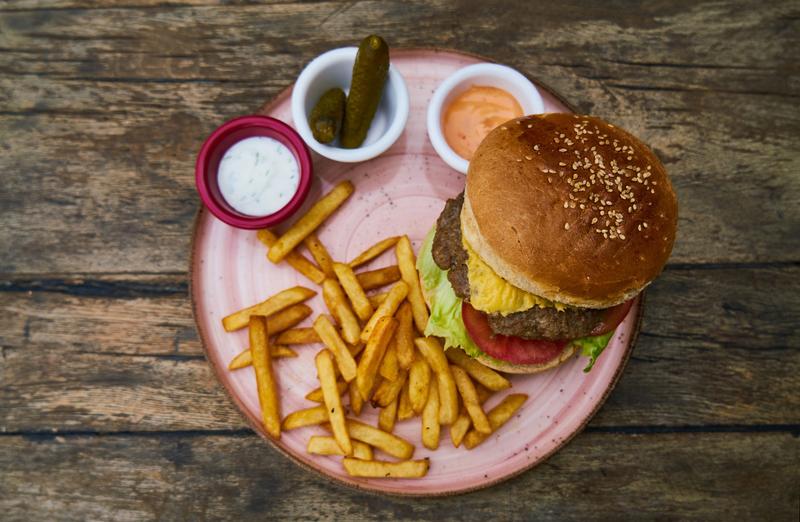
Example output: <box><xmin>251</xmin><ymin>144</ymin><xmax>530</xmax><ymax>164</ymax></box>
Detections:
<box><xmin>471</xmin><ymin>343</ymin><xmax>578</xmax><ymax>375</ymax></box>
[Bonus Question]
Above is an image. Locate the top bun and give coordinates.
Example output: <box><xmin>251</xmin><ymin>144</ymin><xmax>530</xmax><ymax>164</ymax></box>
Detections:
<box><xmin>463</xmin><ymin>113</ymin><xmax>677</xmax><ymax>308</ymax></box>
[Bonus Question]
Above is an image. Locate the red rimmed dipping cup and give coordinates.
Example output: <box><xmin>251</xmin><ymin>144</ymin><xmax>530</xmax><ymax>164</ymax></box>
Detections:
<box><xmin>195</xmin><ymin>115</ymin><xmax>313</xmax><ymax>229</ymax></box>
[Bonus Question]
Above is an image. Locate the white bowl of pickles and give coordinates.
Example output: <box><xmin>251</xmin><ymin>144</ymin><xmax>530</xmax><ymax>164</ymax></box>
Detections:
<box><xmin>291</xmin><ymin>39</ymin><xmax>410</xmax><ymax>163</ymax></box>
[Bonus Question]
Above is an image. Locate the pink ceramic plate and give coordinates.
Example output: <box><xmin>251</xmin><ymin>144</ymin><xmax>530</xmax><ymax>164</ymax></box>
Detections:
<box><xmin>190</xmin><ymin>49</ymin><xmax>643</xmax><ymax>496</ymax></box>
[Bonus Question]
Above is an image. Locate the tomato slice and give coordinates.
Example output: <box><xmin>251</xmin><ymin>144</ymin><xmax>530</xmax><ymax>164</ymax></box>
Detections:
<box><xmin>461</xmin><ymin>302</ymin><xmax>568</xmax><ymax>365</ymax></box>
<box><xmin>590</xmin><ymin>299</ymin><xmax>635</xmax><ymax>336</ymax></box>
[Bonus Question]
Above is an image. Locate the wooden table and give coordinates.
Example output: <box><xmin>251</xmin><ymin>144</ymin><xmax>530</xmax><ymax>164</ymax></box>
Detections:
<box><xmin>1</xmin><ymin>1</ymin><xmax>798</xmax><ymax>519</ymax></box>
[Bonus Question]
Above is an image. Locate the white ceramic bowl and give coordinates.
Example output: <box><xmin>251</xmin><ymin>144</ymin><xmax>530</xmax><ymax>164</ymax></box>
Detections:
<box><xmin>427</xmin><ymin>63</ymin><xmax>545</xmax><ymax>174</ymax></box>
<box><xmin>291</xmin><ymin>47</ymin><xmax>410</xmax><ymax>163</ymax></box>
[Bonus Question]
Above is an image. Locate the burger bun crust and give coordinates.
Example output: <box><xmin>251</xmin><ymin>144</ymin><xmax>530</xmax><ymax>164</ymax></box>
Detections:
<box><xmin>464</xmin><ymin>113</ymin><xmax>678</xmax><ymax>308</ymax></box>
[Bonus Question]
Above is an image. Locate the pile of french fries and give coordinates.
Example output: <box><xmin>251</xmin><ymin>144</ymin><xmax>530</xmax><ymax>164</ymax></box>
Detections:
<box><xmin>221</xmin><ymin>181</ymin><xmax>528</xmax><ymax>479</ymax></box>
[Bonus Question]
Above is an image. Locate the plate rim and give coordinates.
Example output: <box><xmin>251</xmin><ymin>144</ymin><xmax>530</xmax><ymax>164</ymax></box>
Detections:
<box><xmin>188</xmin><ymin>46</ymin><xmax>643</xmax><ymax>497</ymax></box>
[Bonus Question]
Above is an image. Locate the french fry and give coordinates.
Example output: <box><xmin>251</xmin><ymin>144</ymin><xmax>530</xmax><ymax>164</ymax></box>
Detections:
<box><xmin>321</xmin><ymin>279</ymin><xmax>361</xmax><ymax>344</ymax></box>
<box><xmin>354</xmin><ymin>441</ymin><xmax>374</xmax><ymax>461</ymax></box>
<box><xmin>348</xmin><ymin>380</ymin><xmax>364</xmax><ymax>416</ymax></box>
<box><xmin>421</xmin><ymin>378</ymin><xmax>440</xmax><ymax>450</ymax></box>
<box><xmin>267</xmin><ymin>180</ymin><xmax>354</xmax><ymax>263</ymax></box>
<box><xmin>316</xmin><ymin>349</ymin><xmax>352</xmax><ymax>455</ymax></box>
<box><xmin>336</xmin><ymin>303</ymin><xmax>362</xmax><ymax>346</ymax></box>
<box><xmin>333</xmin><ymin>262</ymin><xmax>373</xmax><ymax>321</ymax></box>
<box><xmin>474</xmin><ymin>383</ymin><xmax>493</xmax><ymax>403</ymax></box>
<box><xmin>372</xmin><ymin>370</ymin><xmax>408</xmax><ymax>408</ymax></box>
<box><xmin>398</xmin><ymin>378</ymin><xmax>414</xmax><ymax>420</ymax></box>
<box><xmin>463</xmin><ymin>394</ymin><xmax>528</xmax><ymax>450</ymax></box>
<box><xmin>305</xmin><ymin>379</ymin><xmax>348</xmax><ymax>403</ymax></box>
<box><xmin>313</xmin><ymin>315</ymin><xmax>358</xmax><ymax>382</ymax></box>
<box><xmin>446</xmin><ymin>348</ymin><xmax>511</xmax><ymax>391</ymax></box>
<box><xmin>304</xmin><ymin>232</ymin><xmax>335</xmax><ymax>277</ymax></box>
<box><xmin>228</xmin><ymin>344</ymin><xmax>297</xmax><ymax>370</ymax></box>
<box><xmin>415</xmin><ymin>337</ymin><xmax>458</xmax><ymax>425</ymax></box>
<box><xmin>449</xmin><ymin>410</ymin><xmax>472</xmax><ymax>448</ymax></box>
<box><xmin>342</xmin><ymin>457</ymin><xmax>429</xmax><ymax>479</ymax></box>
<box><xmin>263</xmin><ymin>303</ymin><xmax>312</xmax><ymax>335</ymax></box>
<box><xmin>249</xmin><ymin>316</ymin><xmax>280</xmax><ymax>439</ymax></box>
<box><xmin>345</xmin><ymin>419</ymin><xmax>414</xmax><ymax>459</ymax></box>
<box><xmin>348</xmin><ymin>341</ymin><xmax>365</xmax><ymax>358</ymax></box>
<box><xmin>378</xmin><ymin>395</ymin><xmax>398</xmax><ymax>433</ymax></box>
<box><xmin>450</xmin><ymin>384</ymin><xmax>493</xmax><ymax>447</ymax></box>
<box><xmin>378</xmin><ymin>334</ymin><xmax>399</xmax><ymax>382</ymax></box>
<box><xmin>356</xmin><ymin>316</ymin><xmax>397</xmax><ymax>401</ymax></box>
<box><xmin>451</xmin><ymin>366</ymin><xmax>491</xmax><ymax>435</ymax></box>
<box><xmin>368</xmin><ymin>292</ymin><xmax>389</xmax><ymax>308</ymax></box>
<box><xmin>321</xmin><ymin>278</ymin><xmax>343</xmax><ymax>319</ymax></box>
<box><xmin>396</xmin><ymin>236</ymin><xmax>429</xmax><ymax>332</ymax></box>
<box><xmin>222</xmin><ymin>286</ymin><xmax>316</xmax><ymax>332</ymax></box>
<box><xmin>360</xmin><ymin>280</ymin><xmax>408</xmax><ymax>343</ymax></box>
<box><xmin>257</xmin><ymin>229</ymin><xmax>325</xmax><ymax>284</ymax></box>
<box><xmin>282</xmin><ymin>405</ymin><xmax>329</xmax><ymax>430</ymax></box>
<box><xmin>408</xmin><ymin>357</ymin><xmax>431</xmax><ymax>414</ymax></box>
<box><xmin>307</xmin><ymin>436</ymin><xmax>373</xmax><ymax>460</ymax></box>
<box><xmin>275</xmin><ymin>327</ymin><xmax>321</xmax><ymax>345</ymax></box>
<box><xmin>348</xmin><ymin>236</ymin><xmax>400</xmax><ymax>268</ymax></box>
<box><xmin>395</xmin><ymin>301</ymin><xmax>415</xmax><ymax>370</ymax></box>
<box><xmin>356</xmin><ymin>265</ymin><xmax>401</xmax><ymax>291</ymax></box>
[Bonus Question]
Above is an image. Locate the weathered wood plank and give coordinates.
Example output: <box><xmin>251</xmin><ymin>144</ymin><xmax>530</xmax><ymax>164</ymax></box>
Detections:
<box><xmin>1</xmin><ymin>267</ymin><xmax>797</xmax><ymax>432</ymax></box>
<box><xmin>0</xmin><ymin>1</ymin><xmax>798</xmax><ymax>273</ymax></box>
<box><xmin>0</xmin><ymin>431</ymin><xmax>797</xmax><ymax>520</ymax></box>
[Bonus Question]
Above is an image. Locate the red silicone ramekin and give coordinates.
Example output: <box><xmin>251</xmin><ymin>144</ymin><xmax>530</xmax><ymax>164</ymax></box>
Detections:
<box><xmin>195</xmin><ymin>115</ymin><xmax>313</xmax><ymax>229</ymax></box>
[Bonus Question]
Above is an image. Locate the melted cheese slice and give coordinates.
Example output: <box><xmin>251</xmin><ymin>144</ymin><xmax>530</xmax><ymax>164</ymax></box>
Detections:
<box><xmin>462</xmin><ymin>235</ymin><xmax>565</xmax><ymax>315</ymax></box>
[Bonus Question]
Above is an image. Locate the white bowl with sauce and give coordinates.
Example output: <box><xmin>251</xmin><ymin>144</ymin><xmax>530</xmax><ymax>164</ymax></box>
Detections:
<box><xmin>291</xmin><ymin>47</ymin><xmax>410</xmax><ymax>163</ymax></box>
<box><xmin>427</xmin><ymin>63</ymin><xmax>545</xmax><ymax>174</ymax></box>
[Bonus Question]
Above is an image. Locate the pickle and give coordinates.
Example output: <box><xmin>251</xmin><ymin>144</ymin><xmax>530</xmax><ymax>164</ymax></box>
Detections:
<box><xmin>309</xmin><ymin>87</ymin><xmax>346</xmax><ymax>144</ymax></box>
<box><xmin>341</xmin><ymin>35</ymin><xmax>390</xmax><ymax>149</ymax></box>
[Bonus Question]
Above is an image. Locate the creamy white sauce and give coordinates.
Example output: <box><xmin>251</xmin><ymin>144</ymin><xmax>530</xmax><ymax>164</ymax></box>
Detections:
<box><xmin>217</xmin><ymin>136</ymin><xmax>300</xmax><ymax>217</ymax></box>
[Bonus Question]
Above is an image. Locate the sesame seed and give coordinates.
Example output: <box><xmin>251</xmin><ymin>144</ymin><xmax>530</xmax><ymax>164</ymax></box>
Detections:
<box><xmin>559</xmin><ymin>148</ymin><xmax>567</xmax><ymax>153</ymax></box>
<box><xmin>564</xmin><ymin>223</ymin><xmax>570</xmax><ymax>230</ymax></box>
<box><xmin>563</xmin><ymin>201</ymin><xmax>569</xmax><ymax>208</ymax></box>
<box><xmin>525</xmin><ymin>155</ymin><xmax>532</xmax><ymax>160</ymax></box>
<box><xmin>559</xmin><ymin>162</ymin><xmax>567</xmax><ymax>167</ymax></box>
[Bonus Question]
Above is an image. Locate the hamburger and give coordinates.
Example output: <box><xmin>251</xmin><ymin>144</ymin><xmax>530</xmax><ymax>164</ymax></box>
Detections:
<box><xmin>417</xmin><ymin>113</ymin><xmax>678</xmax><ymax>374</ymax></box>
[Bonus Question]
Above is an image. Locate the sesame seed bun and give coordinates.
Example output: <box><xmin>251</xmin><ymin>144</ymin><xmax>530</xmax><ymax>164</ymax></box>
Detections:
<box><xmin>463</xmin><ymin>113</ymin><xmax>678</xmax><ymax>309</ymax></box>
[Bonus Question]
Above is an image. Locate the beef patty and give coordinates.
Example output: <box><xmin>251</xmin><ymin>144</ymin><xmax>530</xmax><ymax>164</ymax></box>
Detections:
<box><xmin>432</xmin><ymin>192</ymin><xmax>606</xmax><ymax>340</ymax></box>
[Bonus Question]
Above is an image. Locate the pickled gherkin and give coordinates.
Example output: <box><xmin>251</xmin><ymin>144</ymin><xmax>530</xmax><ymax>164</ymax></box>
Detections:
<box><xmin>308</xmin><ymin>87</ymin><xmax>345</xmax><ymax>144</ymax></box>
<box><xmin>341</xmin><ymin>35</ymin><xmax>390</xmax><ymax>148</ymax></box>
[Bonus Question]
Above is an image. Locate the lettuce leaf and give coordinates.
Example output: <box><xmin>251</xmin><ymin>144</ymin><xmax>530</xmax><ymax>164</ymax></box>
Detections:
<box><xmin>417</xmin><ymin>226</ymin><xmax>614</xmax><ymax>371</ymax></box>
<box><xmin>416</xmin><ymin>227</ymin><xmax>482</xmax><ymax>357</ymax></box>
<box><xmin>573</xmin><ymin>331</ymin><xmax>614</xmax><ymax>373</ymax></box>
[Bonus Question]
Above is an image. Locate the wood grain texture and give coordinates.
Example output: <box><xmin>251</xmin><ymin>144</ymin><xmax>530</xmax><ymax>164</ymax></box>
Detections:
<box><xmin>0</xmin><ymin>0</ymin><xmax>798</xmax><ymax>517</ymax></box>
<box><xmin>1</xmin><ymin>431</ymin><xmax>797</xmax><ymax>521</ymax></box>
<box><xmin>0</xmin><ymin>0</ymin><xmax>798</xmax><ymax>273</ymax></box>
<box><xmin>2</xmin><ymin>267</ymin><xmax>797</xmax><ymax>432</ymax></box>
